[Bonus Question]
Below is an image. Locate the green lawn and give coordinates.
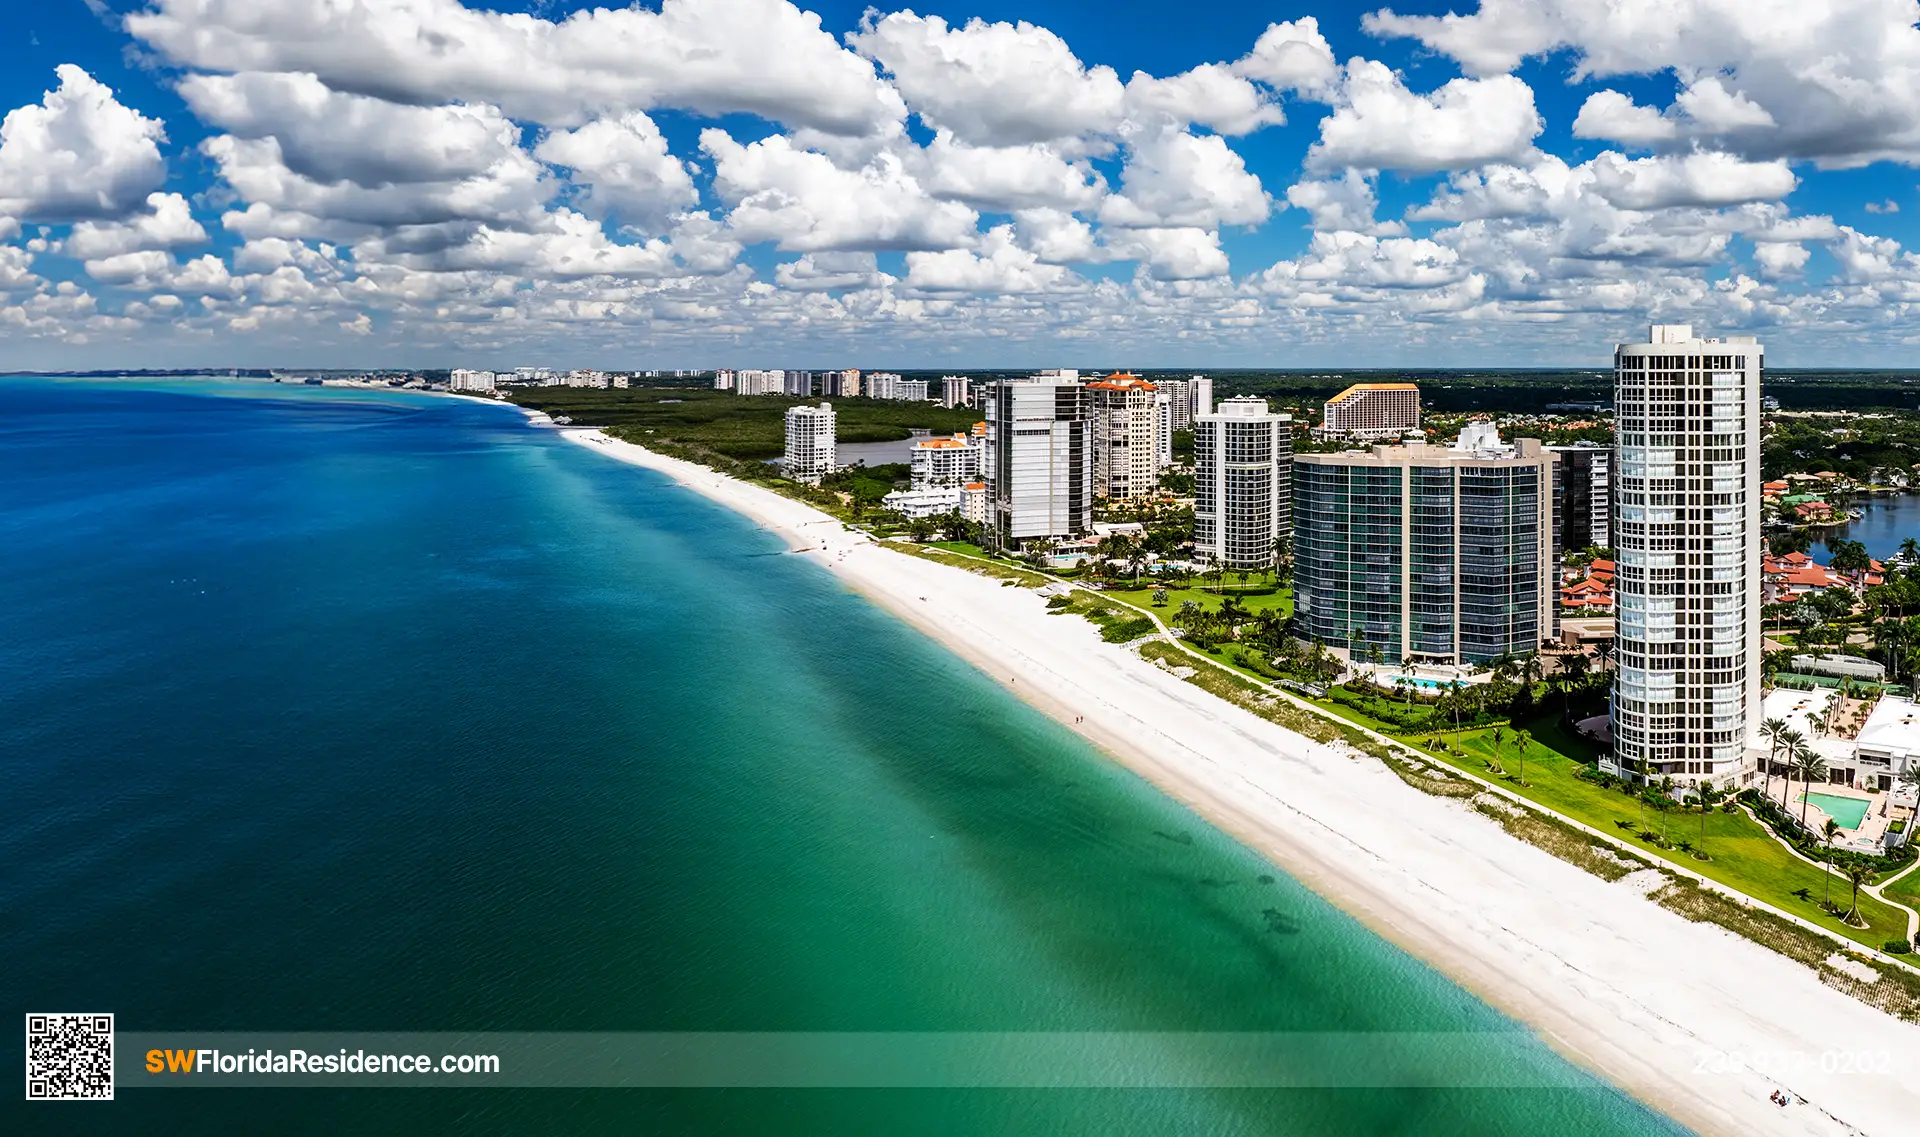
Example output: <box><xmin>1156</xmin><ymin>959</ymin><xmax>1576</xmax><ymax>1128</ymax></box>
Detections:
<box><xmin>1879</xmin><ymin>862</ymin><xmax>1920</xmax><ymax>921</ymax></box>
<box><xmin>1106</xmin><ymin>582</ymin><xmax>1293</xmax><ymax>621</ymax></box>
<box><xmin>1412</xmin><ymin>717</ymin><xmax>1907</xmax><ymax>948</ymax></box>
<box><xmin>915</xmin><ymin>532</ymin><xmax>1914</xmax><ymax>950</ymax></box>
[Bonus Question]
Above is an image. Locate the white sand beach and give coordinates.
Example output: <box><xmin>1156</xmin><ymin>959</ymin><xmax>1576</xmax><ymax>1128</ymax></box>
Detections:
<box><xmin>563</xmin><ymin>426</ymin><xmax>1920</xmax><ymax>1137</ymax></box>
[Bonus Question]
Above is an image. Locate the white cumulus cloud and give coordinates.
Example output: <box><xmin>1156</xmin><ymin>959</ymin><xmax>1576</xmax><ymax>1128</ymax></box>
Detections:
<box><xmin>0</xmin><ymin>65</ymin><xmax>168</xmax><ymax>221</ymax></box>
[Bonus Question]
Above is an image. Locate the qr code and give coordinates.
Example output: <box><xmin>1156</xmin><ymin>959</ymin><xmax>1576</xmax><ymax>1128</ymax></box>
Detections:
<box><xmin>26</xmin><ymin>1014</ymin><xmax>114</xmax><ymax>1101</ymax></box>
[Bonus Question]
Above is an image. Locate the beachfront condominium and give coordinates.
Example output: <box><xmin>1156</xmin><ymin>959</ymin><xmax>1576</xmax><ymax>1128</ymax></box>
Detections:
<box><xmin>1609</xmin><ymin>325</ymin><xmax>1763</xmax><ymax>789</ymax></box>
<box><xmin>784</xmin><ymin>402</ymin><xmax>836</xmax><ymax>485</ymax></box>
<box><xmin>1293</xmin><ymin>427</ymin><xmax>1556</xmax><ymax>665</ymax></box>
<box><xmin>1549</xmin><ymin>444</ymin><xmax>1613</xmax><ymax>554</ymax></box>
<box><xmin>1317</xmin><ymin>383</ymin><xmax>1421</xmax><ymax>440</ymax></box>
<box><xmin>1088</xmin><ymin>373</ymin><xmax>1162</xmax><ymax>499</ymax></box>
<box><xmin>910</xmin><ymin>433</ymin><xmax>981</xmax><ymax>489</ymax></box>
<box><xmin>1194</xmin><ymin>397</ymin><xmax>1292</xmax><ymax>570</ymax></box>
<box><xmin>449</xmin><ymin>369</ymin><xmax>496</xmax><ymax>391</ymax></box>
<box><xmin>783</xmin><ymin>370</ymin><xmax>815</xmax><ymax>397</ymax></box>
<box><xmin>823</xmin><ymin>369</ymin><xmax>861</xmax><ymax>397</ymax></box>
<box><xmin>983</xmin><ymin>374</ymin><xmax>1091</xmax><ymax>548</ymax></box>
<box><xmin>941</xmin><ymin>376</ymin><xmax>972</xmax><ymax>409</ymax></box>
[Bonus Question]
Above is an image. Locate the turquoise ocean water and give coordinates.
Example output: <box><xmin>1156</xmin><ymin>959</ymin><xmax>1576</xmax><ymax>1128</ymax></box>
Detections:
<box><xmin>0</xmin><ymin>378</ymin><xmax>1687</xmax><ymax>1134</ymax></box>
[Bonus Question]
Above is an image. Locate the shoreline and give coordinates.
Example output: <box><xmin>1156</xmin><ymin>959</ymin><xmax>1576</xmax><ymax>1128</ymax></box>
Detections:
<box><xmin>559</xmin><ymin>426</ymin><xmax>1919</xmax><ymax>1137</ymax></box>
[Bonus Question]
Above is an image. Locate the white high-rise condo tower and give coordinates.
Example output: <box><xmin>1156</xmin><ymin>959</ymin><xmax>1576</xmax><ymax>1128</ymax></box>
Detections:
<box><xmin>1608</xmin><ymin>325</ymin><xmax>1762</xmax><ymax>789</ymax></box>
<box><xmin>1194</xmin><ymin>397</ymin><xmax>1292</xmax><ymax>570</ymax></box>
<box><xmin>784</xmin><ymin>402</ymin><xmax>837</xmax><ymax>485</ymax></box>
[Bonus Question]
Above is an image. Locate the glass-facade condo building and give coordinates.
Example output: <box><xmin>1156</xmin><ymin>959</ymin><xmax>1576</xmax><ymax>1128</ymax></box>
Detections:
<box><xmin>1608</xmin><ymin>326</ymin><xmax>1762</xmax><ymax>788</ymax></box>
<box><xmin>1293</xmin><ymin>437</ymin><xmax>1556</xmax><ymax>665</ymax></box>
<box><xmin>982</xmin><ymin>375</ymin><xmax>1091</xmax><ymax>548</ymax></box>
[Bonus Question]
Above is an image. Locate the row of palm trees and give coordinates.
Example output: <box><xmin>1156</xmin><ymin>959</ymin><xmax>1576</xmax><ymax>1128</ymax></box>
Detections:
<box><xmin>1756</xmin><ymin>716</ymin><xmax>1834</xmax><ymax>828</ymax></box>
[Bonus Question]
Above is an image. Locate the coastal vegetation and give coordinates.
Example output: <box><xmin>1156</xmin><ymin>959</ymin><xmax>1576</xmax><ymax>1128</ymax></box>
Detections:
<box><xmin>502</xmin><ymin>386</ymin><xmax>979</xmax><ymax>459</ymax></box>
<box><xmin>1763</xmin><ymin>409</ymin><xmax>1920</xmax><ymax>483</ymax></box>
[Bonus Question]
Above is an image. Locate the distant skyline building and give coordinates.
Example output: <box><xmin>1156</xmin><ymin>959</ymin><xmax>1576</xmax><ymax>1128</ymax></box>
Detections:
<box><xmin>783</xmin><ymin>402</ymin><xmax>836</xmax><ymax>485</ymax></box>
<box><xmin>1609</xmin><ymin>325</ymin><xmax>1763</xmax><ymax>789</ymax></box>
<box><xmin>735</xmin><ymin>369</ymin><xmax>786</xmax><ymax>396</ymax></box>
<box><xmin>865</xmin><ymin>373</ymin><xmax>929</xmax><ymax>401</ymax></box>
<box><xmin>1318</xmin><ymin>383</ymin><xmax>1421</xmax><ymax>440</ymax></box>
<box><xmin>1293</xmin><ymin>430</ymin><xmax>1556</xmax><ymax>665</ymax></box>
<box><xmin>941</xmin><ymin>375</ymin><xmax>972</xmax><ymax>409</ymax></box>
<box><xmin>983</xmin><ymin>374</ymin><xmax>1091</xmax><ymax>548</ymax></box>
<box><xmin>784</xmin><ymin>370</ymin><xmax>815</xmax><ymax>397</ymax></box>
<box><xmin>1191</xmin><ymin>376</ymin><xmax>1213</xmax><ymax>424</ymax></box>
<box><xmin>1088</xmin><ymin>372</ymin><xmax>1162</xmax><ymax>500</ymax></box>
<box><xmin>1193</xmin><ymin>397</ymin><xmax>1292</xmax><ymax>569</ymax></box>
<box><xmin>449</xmin><ymin>369</ymin><xmax>495</xmax><ymax>391</ymax></box>
<box><xmin>1549</xmin><ymin>443</ymin><xmax>1613</xmax><ymax>554</ymax></box>
<box><xmin>713</xmin><ymin>369</ymin><xmax>735</xmax><ymax>391</ymax></box>
<box><xmin>1154</xmin><ymin>391</ymin><xmax>1173</xmax><ymax>468</ymax></box>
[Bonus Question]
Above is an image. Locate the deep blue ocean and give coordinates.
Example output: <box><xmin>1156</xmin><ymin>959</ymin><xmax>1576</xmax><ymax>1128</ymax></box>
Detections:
<box><xmin>0</xmin><ymin>378</ymin><xmax>1687</xmax><ymax>1134</ymax></box>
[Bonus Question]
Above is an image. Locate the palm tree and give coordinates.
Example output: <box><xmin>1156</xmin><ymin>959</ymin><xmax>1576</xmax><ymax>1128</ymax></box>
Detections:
<box><xmin>1793</xmin><ymin>744</ymin><xmax>1829</xmax><ymax>828</ymax></box>
<box><xmin>1560</xmin><ymin>653</ymin><xmax>1590</xmax><ymax>715</ymax></box>
<box><xmin>1696</xmin><ymin>781</ymin><xmax>1724</xmax><ymax>845</ymax></box>
<box><xmin>1658</xmin><ymin>776</ymin><xmax>1677</xmax><ymax>843</ymax></box>
<box><xmin>1821</xmin><ymin>818</ymin><xmax>1841</xmax><ymax>909</ymax></box>
<box><xmin>1757</xmin><ymin>717</ymin><xmax>1789</xmax><ymax>799</ymax></box>
<box><xmin>1490</xmin><ymin>725</ymin><xmax>1505</xmax><ymax>772</ymax></box>
<box><xmin>1778</xmin><ymin>727</ymin><xmax>1808</xmax><ymax>803</ymax></box>
<box><xmin>1593</xmin><ymin>639</ymin><xmax>1615</xmax><ymax>673</ymax></box>
<box><xmin>1513</xmin><ymin>729</ymin><xmax>1532</xmax><ymax>786</ymax></box>
<box><xmin>1843</xmin><ymin>862</ymin><xmax>1873</xmax><ymax>925</ymax></box>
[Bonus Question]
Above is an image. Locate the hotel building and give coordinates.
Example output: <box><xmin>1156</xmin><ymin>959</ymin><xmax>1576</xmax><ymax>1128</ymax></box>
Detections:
<box><xmin>1317</xmin><ymin>383</ymin><xmax>1421</xmax><ymax>440</ymax></box>
<box><xmin>1193</xmin><ymin>397</ymin><xmax>1292</xmax><ymax>569</ymax></box>
<box><xmin>983</xmin><ymin>375</ymin><xmax>1091</xmax><ymax>548</ymax></box>
<box><xmin>1608</xmin><ymin>325</ymin><xmax>1763</xmax><ymax>788</ymax></box>
<box><xmin>1088</xmin><ymin>373</ymin><xmax>1162</xmax><ymax>499</ymax></box>
<box><xmin>1293</xmin><ymin>427</ymin><xmax>1556</xmax><ymax>664</ymax></box>
<box><xmin>783</xmin><ymin>402</ymin><xmax>836</xmax><ymax>485</ymax></box>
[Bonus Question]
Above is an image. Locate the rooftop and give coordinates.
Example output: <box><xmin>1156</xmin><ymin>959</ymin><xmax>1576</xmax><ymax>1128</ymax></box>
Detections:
<box><xmin>1858</xmin><ymin>697</ymin><xmax>1920</xmax><ymax>760</ymax></box>
<box><xmin>1328</xmin><ymin>382</ymin><xmax>1419</xmax><ymax>400</ymax></box>
<box><xmin>1087</xmin><ymin>371</ymin><xmax>1156</xmax><ymax>391</ymax></box>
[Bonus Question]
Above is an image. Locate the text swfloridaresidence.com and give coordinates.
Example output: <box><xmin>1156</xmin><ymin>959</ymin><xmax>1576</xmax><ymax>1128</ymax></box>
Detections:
<box><xmin>146</xmin><ymin>1048</ymin><xmax>499</xmax><ymax>1077</ymax></box>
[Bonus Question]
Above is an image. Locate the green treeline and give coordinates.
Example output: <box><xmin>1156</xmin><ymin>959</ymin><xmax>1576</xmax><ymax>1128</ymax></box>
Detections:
<box><xmin>501</xmin><ymin>387</ymin><xmax>981</xmax><ymax>459</ymax></box>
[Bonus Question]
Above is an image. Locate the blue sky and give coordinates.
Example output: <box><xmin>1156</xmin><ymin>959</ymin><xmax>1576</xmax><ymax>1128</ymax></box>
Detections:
<box><xmin>2</xmin><ymin>0</ymin><xmax>1918</xmax><ymax>369</ymax></box>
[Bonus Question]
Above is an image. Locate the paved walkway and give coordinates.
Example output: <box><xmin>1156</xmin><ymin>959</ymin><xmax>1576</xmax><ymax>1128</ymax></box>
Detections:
<box><xmin>920</xmin><ymin>542</ymin><xmax>1920</xmax><ymax>974</ymax></box>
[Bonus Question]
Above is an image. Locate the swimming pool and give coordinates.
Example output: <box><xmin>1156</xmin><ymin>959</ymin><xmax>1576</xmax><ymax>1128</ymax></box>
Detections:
<box><xmin>1800</xmin><ymin>791</ymin><xmax>1871</xmax><ymax>830</ymax></box>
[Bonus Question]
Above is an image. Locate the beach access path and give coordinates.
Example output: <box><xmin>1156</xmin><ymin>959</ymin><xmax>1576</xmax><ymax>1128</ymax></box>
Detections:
<box><xmin>562</xmin><ymin>426</ymin><xmax>1920</xmax><ymax>1137</ymax></box>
